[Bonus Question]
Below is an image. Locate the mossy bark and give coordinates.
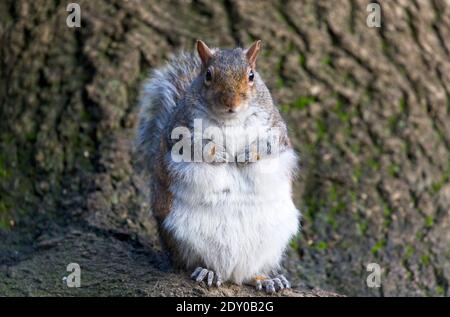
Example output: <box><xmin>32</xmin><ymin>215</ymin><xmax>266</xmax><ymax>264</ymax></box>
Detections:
<box><xmin>1</xmin><ymin>0</ymin><xmax>449</xmax><ymax>296</ymax></box>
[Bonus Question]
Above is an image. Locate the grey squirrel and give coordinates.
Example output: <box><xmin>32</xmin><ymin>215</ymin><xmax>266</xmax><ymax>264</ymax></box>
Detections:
<box><xmin>135</xmin><ymin>40</ymin><xmax>300</xmax><ymax>293</ymax></box>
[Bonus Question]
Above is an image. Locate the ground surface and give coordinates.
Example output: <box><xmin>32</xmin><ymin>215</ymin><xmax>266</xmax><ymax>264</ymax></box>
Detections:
<box><xmin>1</xmin><ymin>0</ymin><xmax>449</xmax><ymax>296</ymax></box>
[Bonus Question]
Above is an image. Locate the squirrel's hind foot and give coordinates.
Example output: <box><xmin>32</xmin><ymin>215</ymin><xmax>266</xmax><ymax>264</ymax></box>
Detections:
<box><xmin>191</xmin><ymin>267</ymin><xmax>222</xmax><ymax>287</ymax></box>
<box><xmin>253</xmin><ymin>274</ymin><xmax>291</xmax><ymax>294</ymax></box>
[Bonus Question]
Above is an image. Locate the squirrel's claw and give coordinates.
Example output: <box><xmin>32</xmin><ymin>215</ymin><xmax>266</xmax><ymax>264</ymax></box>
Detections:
<box><xmin>204</xmin><ymin>144</ymin><xmax>228</xmax><ymax>163</ymax></box>
<box><xmin>190</xmin><ymin>267</ymin><xmax>202</xmax><ymax>278</ymax></box>
<box><xmin>191</xmin><ymin>267</ymin><xmax>221</xmax><ymax>287</ymax></box>
<box><xmin>276</xmin><ymin>274</ymin><xmax>291</xmax><ymax>289</ymax></box>
<box><xmin>253</xmin><ymin>274</ymin><xmax>291</xmax><ymax>293</ymax></box>
<box><xmin>236</xmin><ymin>144</ymin><xmax>259</xmax><ymax>165</ymax></box>
<box><xmin>262</xmin><ymin>279</ymin><xmax>276</xmax><ymax>294</ymax></box>
<box><xmin>195</xmin><ymin>268</ymin><xmax>209</xmax><ymax>282</ymax></box>
<box><xmin>272</xmin><ymin>277</ymin><xmax>284</xmax><ymax>290</ymax></box>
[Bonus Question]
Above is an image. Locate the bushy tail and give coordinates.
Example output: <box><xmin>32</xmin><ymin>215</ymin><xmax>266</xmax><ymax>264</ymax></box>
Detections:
<box><xmin>135</xmin><ymin>51</ymin><xmax>201</xmax><ymax>172</ymax></box>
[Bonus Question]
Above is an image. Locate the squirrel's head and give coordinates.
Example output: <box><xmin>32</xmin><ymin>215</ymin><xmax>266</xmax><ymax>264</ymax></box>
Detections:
<box><xmin>196</xmin><ymin>40</ymin><xmax>262</xmax><ymax>118</ymax></box>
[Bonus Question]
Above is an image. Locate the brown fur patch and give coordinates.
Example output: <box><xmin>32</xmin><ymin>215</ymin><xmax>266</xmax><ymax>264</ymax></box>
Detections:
<box><xmin>150</xmin><ymin>135</ymin><xmax>185</xmax><ymax>265</ymax></box>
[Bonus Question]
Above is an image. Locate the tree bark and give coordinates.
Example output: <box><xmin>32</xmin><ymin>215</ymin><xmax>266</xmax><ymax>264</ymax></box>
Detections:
<box><xmin>1</xmin><ymin>0</ymin><xmax>449</xmax><ymax>296</ymax></box>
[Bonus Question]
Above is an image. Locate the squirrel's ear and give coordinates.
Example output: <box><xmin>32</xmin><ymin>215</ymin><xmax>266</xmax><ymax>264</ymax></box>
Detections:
<box><xmin>196</xmin><ymin>40</ymin><xmax>213</xmax><ymax>67</ymax></box>
<box><xmin>245</xmin><ymin>40</ymin><xmax>262</xmax><ymax>69</ymax></box>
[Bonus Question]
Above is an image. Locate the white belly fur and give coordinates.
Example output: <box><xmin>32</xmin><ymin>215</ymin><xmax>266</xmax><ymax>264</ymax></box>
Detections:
<box><xmin>163</xmin><ymin>149</ymin><xmax>300</xmax><ymax>284</ymax></box>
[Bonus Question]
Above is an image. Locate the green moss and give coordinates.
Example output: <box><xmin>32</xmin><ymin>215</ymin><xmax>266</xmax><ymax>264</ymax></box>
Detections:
<box><xmin>0</xmin><ymin>154</ymin><xmax>10</xmax><ymax>180</ymax></box>
<box><xmin>274</xmin><ymin>11</ymin><xmax>287</xmax><ymax>24</ymax></box>
<box><xmin>315</xmin><ymin>241</ymin><xmax>328</xmax><ymax>251</ymax></box>
<box><xmin>333</xmin><ymin>97</ymin><xmax>350</xmax><ymax>122</ymax></box>
<box><xmin>367</xmin><ymin>158</ymin><xmax>380</xmax><ymax>171</ymax></box>
<box><xmin>416</xmin><ymin>231</ymin><xmax>424</xmax><ymax>240</ymax></box>
<box><xmin>289</xmin><ymin>233</ymin><xmax>301</xmax><ymax>250</ymax></box>
<box><xmin>321</xmin><ymin>55</ymin><xmax>332</xmax><ymax>66</ymax></box>
<box><xmin>420</xmin><ymin>254</ymin><xmax>430</xmax><ymax>266</ymax></box>
<box><xmin>276</xmin><ymin>57</ymin><xmax>283</xmax><ymax>72</ymax></box>
<box><xmin>388</xmin><ymin>114</ymin><xmax>400</xmax><ymax>131</ymax></box>
<box><xmin>344</xmin><ymin>73</ymin><xmax>357</xmax><ymax>87</ymax></box>
<box><xmin>303</xmin><ymin>142</ymin><xmax>315</xmax><ymax>155</ymax></box>
<box><xmin>431</xmin><ymin>182</ymin><xmax>443</xmax><ymax>193</ymax></box>
<box><xmin>0</xmin><ymin>201</ymin><xmax>13</xmax><ymax>230</ymax></box>
<box><xmin>325</xmin><ymin>184</ymin><xmax>344</xmax><ymax>229</ymax></box>
<box><xmin>363</xmin><ymin>88</ymin><xmax>374</xmax><ymax>103</ymax></box>
<box><xmin>315</xmin><ymin>119</ymin><xmax>327</xmax><ymax>141</ymax></box>
<box><xmin>262</xmin><ymin>49</ymin><xmax>272</xmax><ymax>58</ymax></box>
<box><xmin>350</xmin><ymin>142</ymin><xmax>360</xmax><ymax>155</ymax></box>
<box><xmin>280</xmin><ymin>104</ymin><xmax>290</xmax><ymax>113</ymax></box>
<box><xmin>436</xmin><ymin>286</ymin><xmax>445</xmax><ymax>296</ymax></box>
<box><xmin>381</xmin><ymin>39</ymin><xmax>390</xmax><ymax>54</ymax></box>
<box><xmin>275</xmin><ymin>77</ymin><xmax>285</xmax><ymax>89</ymax></box>
<box><xmin>332</xmin><ymin>201</ymin><xmax>345</xmax><ymax>214</ymax></box>
<box><xmin>431</xmin><ymin>164</ymin><xmax>450</xmax><ymax>194</ymax></box>
<box><xmin>349</xmin><ymin>191</ymin><xmax>357</xmax><ymax>203</ymax></box>
<box><xmin>281</xmin><ymin>95</ymin><xmax>318</xmax><ymax>112</ymax></box>
<box><xmin>0</xmin><ymin>219</ymin><xmax>10</xmax><ymax>230</ymax></box>
<box><xmin>399</xmin><ymin>97</ymin><xmax>407</xmax><ymax>112</ymax></box>
<box><xmin>387</xmin><ymin>164</ymin><xmax>400</xmax><ymax>177</ymax></box>
<box><xmin>298</xmin><ymin>54</ymin><xmax>306</xmax><ymax>67</ymax></box>
<box><xmin>304</xmin><ymin>195</ymin><xmax>322</xmax><ymax>222</ymax></box>
<box><xmin>25</xmin><ymin>130</ymin><xmax>38</xmax><ymax>142</ymax></box>
<box><xmin>357</xmin><ymin>221</ymin><xmax>368</xmax><ymax>235</ymax></box>
<box><xmin>287</xmin><ymin>41</ymin><xmax>295</xmax><ymax>53</ymax></box>
<box><xmin>326</xmin><ymin>215</ymin><xmax>338</xmax><ymax>229</ymax></box>
<box><xmin>382</xmin><ymin>202</ymin><xmax>393</xmax><ymax>227</ymax></box>
<box><xmin>275</xmin><ymin>56</ymin><xmax>285</xmax><ymax>88</ymax></box>
<box><xmin>292</xmin><ymin>96</ymin><xmax>316</xmax><ymax>110</ymax></box>
<box><xmin>404</xmin><ymin>245</ymin><xmax>415</xmax><ymax>260</ymax></box>
<box><xmin>371</xmin><ymin>239</ymin><xmax>386</xmax><ymax>255</ymax></box>
<box><xmin>352</xmin><ymin>165</ymin><xmax>362</xmax><ymax>184</ymax></box>
<box><xmin>424</xmin><ymin>215</ymin><xmax>434</xmax><ymax>228</ymax></box>
<box><xmin>328</xmin><ymin>184</ymin><xmax>338</xmax><ymax>201</ymax></box>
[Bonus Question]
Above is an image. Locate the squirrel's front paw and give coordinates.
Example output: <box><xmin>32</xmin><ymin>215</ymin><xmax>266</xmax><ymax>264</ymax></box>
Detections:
<box><xmin>253</xmin><ymin>274</ymin><xmax>290</xmax><ymax>294</ymax></box>
<box><xmin>191</xmin><ymin>267</ymin><xmax>222</xmax><ymax>287</ymax></box>
<box><xmin>236</xmin><ymin>144</ymin><xmax>260</xmax><ymax>165</ymax></box>
<box><xmin>204</xmin><ymin>143</ymin><xmax>229</xmax><ymax>163</ymax></box>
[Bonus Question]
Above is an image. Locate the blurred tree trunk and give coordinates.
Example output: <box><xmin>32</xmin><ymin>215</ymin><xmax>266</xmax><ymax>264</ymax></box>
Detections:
<box><xmin>1</xmin><ymin>0</ymin><xmax>450</xmax><ymax>296</ymax></box>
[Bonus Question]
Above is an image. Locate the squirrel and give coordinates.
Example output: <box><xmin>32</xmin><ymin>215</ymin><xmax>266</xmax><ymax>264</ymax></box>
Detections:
<box><xmin>135</xmin><ymin>40</ymin><xmax>300</xmax><ymax>293</ymax></box>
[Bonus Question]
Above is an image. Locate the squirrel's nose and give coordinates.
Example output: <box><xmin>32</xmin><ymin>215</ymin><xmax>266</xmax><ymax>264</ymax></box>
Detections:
<box><xmin>225</xmin><ymin>103</ymin><xmax>236</xmax><ymax>111</ymax></box>
<box><xmin>221</xmin><ymin>94</ymin><xmax>240</xmax><ymax>111</ymax></box>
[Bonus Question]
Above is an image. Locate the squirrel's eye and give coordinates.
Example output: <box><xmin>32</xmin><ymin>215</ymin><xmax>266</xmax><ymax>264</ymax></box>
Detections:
<box><xmin>248</xmin><ymin>70</ymin><xmax>255</xmax><ymax>82</ymax></box>
<box><xmin>205</xmin><ymin>69</ymin><xmax>212</xmax><ymax>82</ymax></box>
